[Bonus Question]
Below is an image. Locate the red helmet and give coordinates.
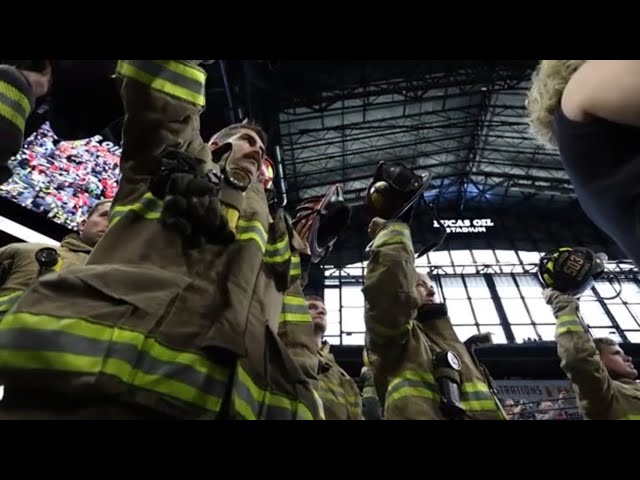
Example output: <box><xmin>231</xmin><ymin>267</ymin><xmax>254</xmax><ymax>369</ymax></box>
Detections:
<box><xmin>292</xmin><ymin>184</ymin><xmax>351</xmax><ymax>263</ymax></box>
<box><xmin>259</xmin><ymin>156</ymin><xmax>275</xmax><ymax>191</ymax></box>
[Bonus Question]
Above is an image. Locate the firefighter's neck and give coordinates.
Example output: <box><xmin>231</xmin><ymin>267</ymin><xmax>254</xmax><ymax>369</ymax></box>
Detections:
<box><xmin>315</xmin><ymin>333</ymin><xmax>323</xmax><ymax>349</ymax></box>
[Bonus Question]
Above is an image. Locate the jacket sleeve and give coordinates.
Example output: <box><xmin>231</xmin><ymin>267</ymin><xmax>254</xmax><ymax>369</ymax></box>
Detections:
<box><xmin>277</xmin><ymin>272</ymin><xmax>324</xmax><ymax>419</ymax></box>
<box><xmin>362</xmin><ymin>221</ymin><xmax>418</xmax><ymax>347</ymax></box>
<box><xmin>113</xmin><ymin>60</ymin><xmax>212</xmax><ymax>205</ymax></box>
<box><xmin>551</xmin><ymin>292</ymin><xmax>614</xmax><ymax>417</ymax></box>
<box><xmin>0</xmin><ymin>65</ymin><xmax>36</xmax><ymax>180</ymax></box>
<box><xmin>278</xmin><ymin>274</ymin><xmax>320</xmax><ymax>382</ymax></box>
<box><xmin>361</xmin><ymin>367</ymin><xmax>383</xmax><ymax>420</ymax></box>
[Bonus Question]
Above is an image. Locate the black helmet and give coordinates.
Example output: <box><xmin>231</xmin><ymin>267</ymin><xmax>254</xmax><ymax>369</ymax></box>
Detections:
<box><xmin>365</xmin><ymin>161</ymin><xmax>432</xmax><ymax>221</ymax></box>
<box><xmin>538</xmin><ymin>247</ymin><xmax>606</xmax><ymax>297</ymax></box>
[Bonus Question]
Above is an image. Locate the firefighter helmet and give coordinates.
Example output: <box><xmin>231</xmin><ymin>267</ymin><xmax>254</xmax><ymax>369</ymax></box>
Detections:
<box><xmin>538</xmin><ymin>247</ymin><xmax>606</xmax><ymax>297</ymax></box>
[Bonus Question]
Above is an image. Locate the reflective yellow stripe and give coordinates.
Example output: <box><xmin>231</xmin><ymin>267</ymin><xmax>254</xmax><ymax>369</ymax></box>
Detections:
<box><xmin>110</xmin><ymin>192</ymin><xmax>163</xmax><ymax>227</ymax></box>
<box><xmin>232</xmin><ymin>364</ymin><xmax>314</xmax><ymax>420</ymax></box>
<box><xmin>0</xmin><ymin>291</ymin><xmax>23</xmax><ymax>313</ymax></box>
<box><xmin>0</xmin><ymin>99</ymin><xmax>26</xmax><ymax>132</ymax></box>
<box><xmin>0</xmin><ymin>80</ymin><xmax>31</xmax><ymax>114</ymax></box>
<box><xmin>373</xmin><ymin>223</ymin><xmax>411</xmax><ymax>248</ymax></box>
<box><xmin>556</xmin><ymin>314</ymin><xmax>583</xmax><ymax>335</ymax></box>
<box><xmin>264</xmin><ymin>235</ymin><xmax>291</xmax><ymax>264</ymax></box>
<box><xmin>236</xmin><ymin>219</ymin><xmax>267</xmax><ymax>253</ymax></box>
<box><xmin>0</xmin><ymin>80</ymin><xmax>30</xmax><ymax>132</ymax></box>
<box><xmin>280</xmin><ymin>294</ymin><xmax>311</xmax><ymax>323</ymax></box>
<box><xmin>0</xmin><ymin>312</ymin><xmax>230</xmax><ymax>414</ymax></box>
<box><xmin>460</xmin><ymin>382</ymin><xmax>500</xmax><ymax>412</ymax></box>
<box><xmin>116</xmin><ymin>60</ymin><xmax>206</xmax><ymax>107</ymax></box>
<box><xmin>620</xmin><ymin>414</ymin><xmax>640</xmax><ymax>420</ymax></box>
<box><xmin>290</xmin><ymin>254</ymin><xmax>301</xmax><ymax>281</ymax></box>
<box><xmin>386</xmin><ymin>369</ymin><xmax>439</xmax><ymax>407</ymax></box>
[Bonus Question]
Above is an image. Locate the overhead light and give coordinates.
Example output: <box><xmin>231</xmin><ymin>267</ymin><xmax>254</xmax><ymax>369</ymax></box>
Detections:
<box><xmin>0</xmin><ymin>215</ymin><xmax>59</xmax><ymax>246</ymax></box>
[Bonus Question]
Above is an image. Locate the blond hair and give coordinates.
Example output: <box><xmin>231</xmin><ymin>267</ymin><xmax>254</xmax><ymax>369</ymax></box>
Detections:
<box><xmin>525</xmin><ymin>60</ymin><xmax>586</xmax><ymax>148</ymax></box>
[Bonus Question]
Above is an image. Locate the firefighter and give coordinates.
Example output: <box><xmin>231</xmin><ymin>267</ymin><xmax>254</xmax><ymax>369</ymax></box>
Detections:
<box><xmin>363</xmin><ymin>217</ymin><xmax>506</xmax><ymax>420</ymax></box>
<box><xmin>0</xmin><ymin>60</ymin><xmax>320</xmax><ymax>420</ymax></box>
<box><xmin>544</xmin><ymin>288</ymin><xmax>640</xmax><ymax>420</ymax></box>
<box><xmin>0</xmin><ymin>62</ymin><xmax>52</xmax><ymax>183</ymax></box>
<box><xmin>0</xmin><ymin>199</ymin><xmax>111</xmax><ymax>318</ymax></box>
<box><xmin>307</xmin><ymin>295</ymin><xmax>362</xmax><ymax>420</ymax></box>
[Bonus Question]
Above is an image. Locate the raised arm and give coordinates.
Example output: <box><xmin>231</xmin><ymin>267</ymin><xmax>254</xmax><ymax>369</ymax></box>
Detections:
<box><xmin>363</xmin><ymin>220</ymin><xmax>418</xmax><ymax>348</ymax></box>
<box><xmin>0</xmin><ymin>64</ymin><xmax>40</xmax><ymax>182</ymax></box>
<box><xmin>546</xmin><ymin>289</ymin><xmax>614</xmax><ymax>418</ymax></box>
<box><xmin>562</xmin><ymin>60</ymin><xmax>640</xmax><ymax>127</ymax></box>
<box><xmin>113</xmin><ymin>60</ymin><xmax>212</xmax><ymax>202</ymax></box>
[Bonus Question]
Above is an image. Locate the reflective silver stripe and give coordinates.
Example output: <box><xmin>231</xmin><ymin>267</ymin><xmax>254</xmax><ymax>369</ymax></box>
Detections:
<box><xmin>386</xmin><ymin>369</ymin><xmax>440</xmax><ymax>408</ymax></box>
<box><xmin>0</xmin><ymin>89</ymin><xmax>28</xmax><ymax>120</ymax></box>
<box><xmin>0</xmin><ymin>327</ymin><xmax>229</xmax><ymax>406</ymax></box>
<box><xmin>264</xmin><ymin>401</ymin><xmax>294</xmax><ymax>420</ymax></box>
<box><xmin>109</xmin><ymin>193</ymin><xmax>163</xmax><ymax>227</ymax></box>
<box><xmin>264</xmin><ymin>235</ymin><xmax>290</xmax><ymax>264</ymax></box>
<box><xmin>556</xmin><ymin>315</ymin><xmax>583</xmax><ymax>334</ymax></box>
<box><xmin>232</xmin><ymin>365</ymin><xmax>310</xmax><ymax>420</ymax></box>
<box><xmin>0</xmin><ymin>80</ymin><xmax>30</xmax><ymax>131</ymax></box>
<box><xmin>460</xmin><ymin>384</ymin><xmax>500</xmax><ymax>412</ymax></box>
<box><xmin>0</xmin><ymin>312</ymin><xmax>230</xmax><ymax>413</ymax></box>
<box><xmin>280</xmin><ymin>295</ymin><xmax>311</xmax><ymax>323</ymax></box>
<box><xmin>373</xmin><ymin>223</ymin><xmax>412</xmax><ymax>249</ymax></box>
<box><xmin>236</xmin><ymin>220</ymin><xmax>267</xmax><ymax>253</ymax></box>
<box><xmin>116</xmin><ymin>60</ymin><xmax>205</xmax><ymax>107</ymax></box>
<box><xmin>387</xmin><ymin>377</ymin><xmax>439</xmax><ymax>400</ymax></box>
<box><xmin>290</xmin><ymin>254</ymin><xmax>301</xmax><ymax>281</ymax></box>
<box><xmin>232</xmin><ymin>370</ymin><xmax>262</xmax><ymax>420</ymax></box>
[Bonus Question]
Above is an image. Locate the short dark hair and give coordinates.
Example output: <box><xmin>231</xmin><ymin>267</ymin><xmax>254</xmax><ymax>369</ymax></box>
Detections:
<box><xmin>87</xmin><ymin>199</ymin><xmax>112</xmax><ymax>219</ymax></box>
<box><xmin>305</xmin><ymin>295</ymin><xmax>325</xmax><ymax>304</ymax></box>
<box><xmin>210</xmin><ymin>120</ymin><xmax>267</xmax><ymax>148</ymax></box>
<box><xmin>594</xmin><ymin>337</ymin><xmax>618</xmax><ymax>355</ymax></box>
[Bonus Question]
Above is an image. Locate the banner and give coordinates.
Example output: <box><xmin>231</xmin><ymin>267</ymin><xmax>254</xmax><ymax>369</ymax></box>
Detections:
<box><xmin>494</xmin><ymin>379</ymin><xmax>572</xmax><ymax>402</ymax></box>
<box><xmin>495</xmin><ymin>379</ymin><xmax>582</xmax><ymax>420</ymax></box>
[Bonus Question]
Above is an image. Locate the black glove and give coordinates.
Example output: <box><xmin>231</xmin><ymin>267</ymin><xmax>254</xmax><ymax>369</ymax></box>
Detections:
<box><xmin>151</xmin><ymin>149</ymin><xmax>233</xmax><ymax>249</ymax></box>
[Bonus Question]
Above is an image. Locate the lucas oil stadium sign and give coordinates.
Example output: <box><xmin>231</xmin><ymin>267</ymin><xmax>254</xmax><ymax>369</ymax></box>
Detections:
<box><xmin>433</xmin><ymin>218</ymin><xmax>494</xmax><ymax>234</ymax></box>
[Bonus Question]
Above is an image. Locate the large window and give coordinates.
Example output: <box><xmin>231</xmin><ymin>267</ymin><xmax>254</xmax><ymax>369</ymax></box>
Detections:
<box><xmin>321</xmin><ymin>250</ymin><xmax>640</xmax><ymax>346</ymax></box>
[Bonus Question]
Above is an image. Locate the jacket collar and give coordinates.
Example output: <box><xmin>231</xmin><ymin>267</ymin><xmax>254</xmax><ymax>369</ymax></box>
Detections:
<box><xmin>60</xmin><ymin>233</ymin><xmax>93</xmax><ymax>254</ymax></box>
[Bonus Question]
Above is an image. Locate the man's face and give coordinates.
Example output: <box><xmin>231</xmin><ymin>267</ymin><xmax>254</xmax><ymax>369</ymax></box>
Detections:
<box><xmin>80</xmin><ymin>201</ymin><xmax>111</xmax><ymax>247</ymax></box>
<box><xmin>415</xmin><ymin>272</ymin><xmax>436</xmax><ymax>306</ymax></box>
<box><xmin>601</xmin><ymin>343</ymin><xmax>637</xmax><ymax>380</ymax></box>
<box><xmin>209</xmin><ymin>128</ymin><xmax>266</xmax><ymax>183</ymax></box>
<box><xmin>307</xmin><ymin>299</ymin><xmax>327</xmax><ymax>335</ymax></box>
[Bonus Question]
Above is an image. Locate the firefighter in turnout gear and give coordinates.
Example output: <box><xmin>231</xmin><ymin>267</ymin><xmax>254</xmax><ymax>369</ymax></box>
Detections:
<box><xmin>0</xmin><ymin>62</ymin><xmax>51</xmax><ymax>183</ymax></box>
<box><xmin>544</xmin><ymin>289</ymin><xmax>640</xmax><ymax>420</ymax></box>
<box><xmin>0</xmin><ymin>60</ymin><xmax>321</xmax><ymax>420</ymax></box>
<box><xmin>0</xmin><ymin>200</ymin><xmax>111</xmax><ymax>319</ymax></box>
<box><xmin>363</xmin><ymin>218</ymin><xmax>506</xmax><ymax>420</ymax></box>
<box><xmin>307</xmin><ymin>295</ymin><xmax>363</xmax><ymax>420</ymax></box>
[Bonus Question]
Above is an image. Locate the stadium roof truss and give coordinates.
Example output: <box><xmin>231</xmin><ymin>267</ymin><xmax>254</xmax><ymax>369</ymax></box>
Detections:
<box><xmin>274</xmin><ymin>60</ymin><xmax>572</xmax><ymax>214</ymax></box>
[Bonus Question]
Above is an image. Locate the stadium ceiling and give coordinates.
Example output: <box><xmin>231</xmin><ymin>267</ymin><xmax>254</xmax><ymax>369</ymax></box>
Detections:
<box><xmin>264</xmin><ymin>60</ymin><xmax>572</xmax><ymax>214</ymax></box>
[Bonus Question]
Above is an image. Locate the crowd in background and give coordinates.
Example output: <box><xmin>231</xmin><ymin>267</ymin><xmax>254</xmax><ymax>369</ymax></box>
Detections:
<box><xmin>0</xmin><ymin>122</ymin><xmax>120</xmax><ymax>231</ymax></box>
